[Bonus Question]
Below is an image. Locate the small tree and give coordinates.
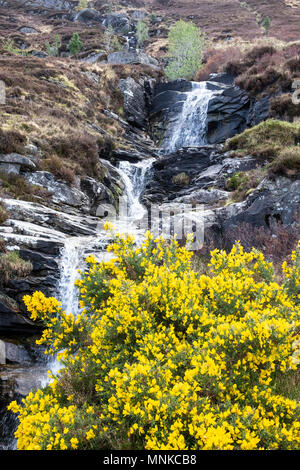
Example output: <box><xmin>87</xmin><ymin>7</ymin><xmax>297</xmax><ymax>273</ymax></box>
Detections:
<box><xmin>136</xmin><ymin>20</ymin><xmax>149</xmax><ymax>49</ymax></box>
<box><xmin>262</xmin><ymin>16</ymin><xmax>271</xmax><ymax>37</ymax></box>
<box><xmin>165</xmin><ymin>20</ymin><xmax>205</xmax><ymax>80</ymax></box>
<box><xmin>45</xmin><ymin>34</ymin><xmax>61</xmax><ymax>57</ymax></box>
<box><xmin>76</xmin><ymin>0</ymin><xmax>89</xmax><ymax>10</ymax></box>
<box><xmin>104</xmin><ymin>25</ymin><xmax>114</xmax><ymax>53</ymax></box>
<box><xmin>68</xmin><ymin>32</ymin><xmax>83</xmax><ymax>56</ymax></box>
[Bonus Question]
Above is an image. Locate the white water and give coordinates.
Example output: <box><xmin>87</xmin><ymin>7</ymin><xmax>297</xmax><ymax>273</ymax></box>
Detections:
<box><xmin>162</xmin><ymin>81</ymin><xmax>217</xmax><ymax>154</ymax></box>
<box><xmin>117</xmin><ymin>159</ymin><xmax>154</xmax><ymax>221</ymax></box>
<box><xmin>42</xmin><ymin>158</ymin><xmax>154</xmax><ymax>382</ymax></box>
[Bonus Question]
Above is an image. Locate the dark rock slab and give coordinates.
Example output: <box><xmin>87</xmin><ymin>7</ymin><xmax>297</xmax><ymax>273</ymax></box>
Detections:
<box><xmin>103</xmin><ymin>13</ymin><xmax>131</xmax><ymax>35</ymax></box>
<box><xmin>74</xmin><ymin>8</ymin><xmax>102</xmax><ymax>23</ymax></box>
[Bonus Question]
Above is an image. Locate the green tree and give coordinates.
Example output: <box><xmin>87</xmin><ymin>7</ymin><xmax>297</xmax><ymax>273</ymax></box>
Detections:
<box><xmin>68</xmin><ymin>32</ymin><xmax>83</xmax><ymax>56</ymax></box>
<box><xmin>136</xmin><ymin>20</ymin><xmax>149</xmax><ymax>49</ymax></box>
<box><xmin>165</xmin><ymin>20</ymin><xmax>205</xmax><ymax>80</ymax></box>
<box><xmin>76</xmin><ymin>0</ymin><xmax>89</xmax><ymax>10</ymax></box>
<box><xmin>262</xmin><ymin>16</ymin><xmax>271</xmax><ymax>36</ymax></box>
<box><xmin>45</xmin><ymin>34</ymin><xmax>61</xmax><ymax>57</ymax></box>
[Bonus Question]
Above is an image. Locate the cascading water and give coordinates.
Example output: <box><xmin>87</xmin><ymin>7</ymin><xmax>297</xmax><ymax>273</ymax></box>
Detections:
<box><xmin>117</xmin><ymin>159</ymin><xmax>154</xmax><ymax>221</ymax></box>
<box><xmin>2</xmin><ymin>77</ymin><xmax>217</xmax><ymax>449</ymax></box>
<box><xmin>162</xmin><ymin>81</ymin><xmax>217</xmax><ymax>154</ymax></box>
<box><xmin>32</xmin><ymin>159</ymin><xmax>155</xmax><ymax>391</ymax></box>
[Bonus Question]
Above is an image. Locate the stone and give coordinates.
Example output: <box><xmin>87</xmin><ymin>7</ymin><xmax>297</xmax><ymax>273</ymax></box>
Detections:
<box><xmin>74</xmin><ymin>8</ymin><xmax>102</xmax><ymax>23</ymax></box>
<box><xmin>247</xmin><ymin>96</ymin><xmax>270</xmax><ymax>127</ymax></box>
<box><xmin>216</xmin><ymin>176</ymin><xmax>300</xmax><ymax>232</ymax></box>
<box><xmin>175</xmin><ymin>188</ymin><xmax>229</xmax><ymax>205</ymax></box>
<box><xmin>208</xmin><ymin>73</ymin><xmax>235</xmax><ymax>86</ymax></box>
<box><xmin>107</xmin><ymin>51</ymin><xmax>158</xmax><ymax>67</ymax></box>
<box><xmin>26</xmin><ymin>171</ymin><xmax>89</xmax><ymax>208</ymax></box>
<box><xmin>80</xmin><ymin>176</ymin><xmax>113</xmax><ymax>215</ymax></box>
<box><xmin>0</xmin><ymin>154</ymin><xmax>36</xmax><ymax>175</ymax></box>
<box><xmin>18</xmin><ymin>249</ymin><xmax>59</xmax><ymax>273</ymax></box>
<box><xmin>19</xmin><ymin>26</ymin><xmax>39</xmax><ymax>34</ymax></box>
<box><xmin>103</xmin><ymin>13</ymin><xmax>131</xmax><ymax>35</ymax></box>
<box><xmin>132</xmin><ymin>10</ymin><xmax>148</xmax><ymax>20</ymax></box>
<box><xmin>2</xmin><ymin>341</ymin><xmax>31</xmax><ymax>365</ymax></box>
<box><xmin>1</xmin><ymin>198</ymin><xmax>100</xmax><ymax>238</ymax></box>
<box><xmin>31</xmin><ymin>50</ymin><xmax>48</xmax><ymax>58</ymax></box>
<box><xmin>118</xmin><ymin>77</ymin><xmax>148</xmax><ymax>128</ymax></box>
<box><xmin>24</xmin><ymin>144</ymin><xmax>39</xmax><ymax>157</ymax></box>
<box><xmin>80</xmin><ymin>52</ymin><xmax>106</xmax><ymax>64</ymax></box>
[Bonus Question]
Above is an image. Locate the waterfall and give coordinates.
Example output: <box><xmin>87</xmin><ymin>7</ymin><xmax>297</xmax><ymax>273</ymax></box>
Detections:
<box><xmin>57</xmin><ymin>237</ymin><xmax>91</xmax><ymax>316</ymax></box>
<box><xmin>39</xmin><ymin>158</ymin><xmax>155</xmax><ymax>387</ymax></box>
<box><xmin>162</xmin><ymin>81</ymin><xmax>217</xmax><ymax>154</ymax></box>
<box><xmin>117</xmin><ymin>159</ymin><xmax>154</xmax><ymax>221</ymax></box>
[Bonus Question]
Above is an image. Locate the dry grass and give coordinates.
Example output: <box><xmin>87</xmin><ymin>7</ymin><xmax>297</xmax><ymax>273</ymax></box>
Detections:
<box><xmin>0</xmin><ymin>171</ymin><xmax>53</xmax><ymax>202</ymax></box>
<box><xmin>0</xmin><ymin>54</ymin><xmax>162</xmax><ymax>182</ymax></box>
<box><xmin>0</xmin><ymin>250</ymin><xmax>33</xmax><ymax>285</ymax></box>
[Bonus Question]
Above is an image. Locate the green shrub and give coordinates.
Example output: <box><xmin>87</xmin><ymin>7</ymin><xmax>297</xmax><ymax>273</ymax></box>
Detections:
<box><xmin>8</xmin><ymin>230</ymin><xmax>300</xmax><ymax>450</ymax></box>
<box><xmin>68</xmin><ymin>33</ymin><xmax>83</xmax><ymax>56</ymax></box>
<box><xmin>136</xmin><ymin>20</ymin><xmax>149</xmax><ymax>48</ymax></box>
<box><xmin>45</xmin><ymin>35</ymin><xmax>61</xmax><ymax>57</ymax></box>
<box><xmin>226</xmin><ymin>120</ymin><xmax>300</xmax><ymax>159</ymax></box>
<box><xmin>165</xmin><ymin>20</ymin><xmax>205</xmax><ymax>80</ymax></box>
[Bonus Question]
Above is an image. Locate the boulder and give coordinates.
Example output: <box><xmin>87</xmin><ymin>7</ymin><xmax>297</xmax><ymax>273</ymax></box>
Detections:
<box><xmin>107</xmin><ymin>51</ymin><xmax>158</xmax><ymax>66</ymax></box>
<box><xmin>0</xmin><ymin>154</ymin><xmax>36</xmax><ymax>175</ymax></box>
<box><xmin>208</xmin><ymin>72</ymin><xmax>235</xmax><ymax>86</ymax></box>
<box><xmin>80</xmin><ymin>176</ymin><xmax>113</xmax><ymax>216</ymax></box>
<box><xmin>132</xmin><ymin>10</ymin><xmax>148</xmax><ymax>20</ymax></box>
<box><xmin>26</xmin><ymin>171</ymin><xmax>89</xmax><ymax>208</ymax></box>
<box><xmin>175</xmin><ymin>188</ymin><xmax>229</xmax><ymax>205</ymax></box>
<box><xmin>18</xmin><ymin>26</ymin><xmax>39</xmax><ymax>34</ymax></box>
<box><xmin>1</xmin><ymin>341</ymin><xmax>31</xmax><ymax>365</ymax></box>
<box><xmin>247</xmin><ymin>96</ymin><xmax>270</xmax><ymax>127</ymax></box>
<box><xmin>143</xmin><ymin>146</ymin><xmax>219</xmax><ymax>203</ymax></box>
<box><xmin>31</xmin><ymin>50</ymin><xmax>48</xmax><ymax>58</ymax></box>
<box><xmin>80</xmin><ymin>52</ymin><xmax>106</xmax><ymax>64</ymax></box>
<box><xmin>216</xmin><ymin>176</ymin><xmax>300</xmax><ymax>231</ymax></box>
<box><xmin>18</xmin><ymin>249</ymin><xmax>59</xmax><ymax>273</ymax></box>
<box><xmin>103</xmin><ymin>13</ymin><xmax>131</xmax><ymax>35</ymax></box>
<box><xmin>1</xmin><ymin>199</ymin><xmax>100</xmax><ymax>238</ymax></box>
<box><xmin>74</xmin><ymin>8</ymin><xmax>102</xmax><ymax>23</ymax></box>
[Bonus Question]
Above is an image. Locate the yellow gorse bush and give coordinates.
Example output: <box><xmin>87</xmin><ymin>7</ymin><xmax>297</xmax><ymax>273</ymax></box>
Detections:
<box><xmin>8</xmin><ymin>233</ymin><xmax>300</xmax><ymax>450</ymax></box>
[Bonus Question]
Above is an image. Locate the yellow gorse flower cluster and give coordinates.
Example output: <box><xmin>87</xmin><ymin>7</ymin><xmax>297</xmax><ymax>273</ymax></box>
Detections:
<box><xmin>8</xmin><ymin>233</ymin><xmax>300</xmax><ymax>450</ymax></box>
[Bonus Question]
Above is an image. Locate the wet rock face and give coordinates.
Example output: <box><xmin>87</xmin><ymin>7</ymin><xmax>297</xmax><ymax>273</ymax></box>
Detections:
<box><xmin>150</xmin><ymin>77</ymin><xmax>270</xmax><ymax>147</ymax></box>
<box><xmin>118</xmin><ymin>77</ymin><xmax>148</xmax><ymax>129</ymax></box>
<box><xmin>143</xmin><ymin>144</ymin><xmax>300</xmax><ymax>249</ymax></box>
<box><xmin>206</xmin><ymin>83</ymin><xmax>250</xmax><ymax>144</ymax></box>
<box><xmin>216</xmin><ymin>177</ymin><xmax>300</xmax><ymax>231</ymax></box>
<box><xmin>0</xmin><ymin>196</ymin><xmax>108</xmax><ymax>335</ymax></box>
<box><xmin>143</xmin><ymin>146</ymin><xmax>225</xmax><ymax>203</ymax></box>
